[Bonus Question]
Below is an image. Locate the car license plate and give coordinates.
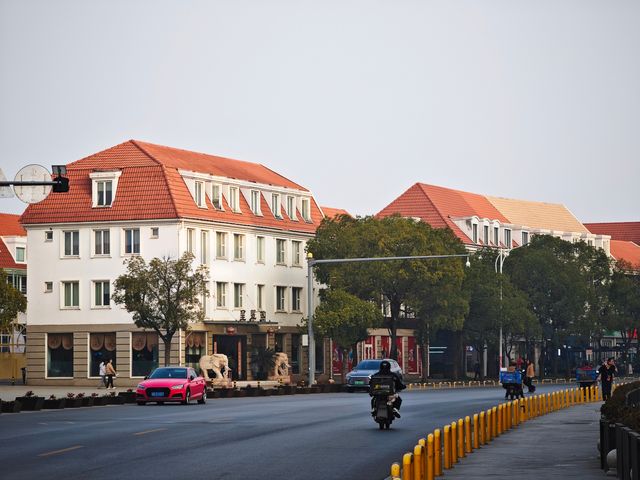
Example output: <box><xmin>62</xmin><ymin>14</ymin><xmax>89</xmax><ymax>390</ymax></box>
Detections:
<box><xmin>151</xmin><ymin>392</ymin><xmax>164</xmax><ymax>397</ymax></box>
<box><xmin>354</xmin><ymin>381</ymin><xmax>365</xmax><ymax>385</ymax></box>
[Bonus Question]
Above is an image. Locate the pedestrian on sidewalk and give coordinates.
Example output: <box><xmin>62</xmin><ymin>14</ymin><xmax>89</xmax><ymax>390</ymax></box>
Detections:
<box><xmin>524</xmin><ymin>359</ymin><xmax>536</xmax><ymax>393</ymax></box>
<box><xmin>474</xmin><ymin>361</ymin><xmax>481</xmax><ymax>380</ymax></box>
<box><xmin>598</xmin><ymin>357</ymin><xmax>617</xmax><ymax>400</ymax></box>
<box><xmin>99</xmin><ymin>360</ymin><xmax>107</xmax><ymax>388</ymax></box>
<box><xmin>105</xmin><ymin>359</ymin><xmax>117</xmax><ymax>389</ymax></box>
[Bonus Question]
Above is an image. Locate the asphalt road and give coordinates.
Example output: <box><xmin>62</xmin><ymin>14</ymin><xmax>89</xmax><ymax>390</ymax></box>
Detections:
<box><xmin>0</xmin><ymin>385</ymin><xmax>569</xmax><ymax>480</ymax></box>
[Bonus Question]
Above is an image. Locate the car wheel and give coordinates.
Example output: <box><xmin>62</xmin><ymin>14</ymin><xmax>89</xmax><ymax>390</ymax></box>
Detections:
<box><xmin>182</xmin><ymin>389</ymin><xmax>191</xmax><ymax>405</ymax></box>
<box><xmin>197</xmin><ymin>390</ymin><xmax>207</xmax><ymax>404</ymax></box>
<box><xmin>137</xmin><ymin>401</ymin><xmax>146</xmax><ymax>406</ymax></box>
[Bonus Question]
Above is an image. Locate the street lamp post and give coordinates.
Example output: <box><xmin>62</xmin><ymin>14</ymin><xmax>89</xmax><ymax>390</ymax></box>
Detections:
<box><xmin>306</xmin><ymin>252</ymin><xmax>470</xmax><ymax>387</ymax></box>
<box><xmin>495</xmin><ymin>248</ymin><xmax>506</xmax><ymax>369</ymax></box>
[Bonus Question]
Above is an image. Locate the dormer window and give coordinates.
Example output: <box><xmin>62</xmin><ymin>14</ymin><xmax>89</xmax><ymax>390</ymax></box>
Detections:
<box><xmin>301</xmin><ymin>198</ymin><xmax>311</xmax><ymax>222</ymax></box>
<box><xmin>286</xmin><ymin>196</ymin><xmax>297</xmax><ymax>220</ymax></box>
<box><xmin>521</xmin><ymin>231</ymin><xmax>529</xmax><ymax>246</ymax></box>
<box><xmin>504</xmin><ymin>228</ymin><xmax>512</xmax><ymax>248</ymax></box>
<box><xmin>272</xmin><ymin>193</ymin><xmax>282</xmax><ymax>219</ymax></box>
<box><xmin>90</xmin><ymin>171</ymin><xmax>121</xmax><ymax>208</ymax></box>
<box><xmin>194</xmin><ymin>181</ymin><xmax>205</xmax><ymax>208</ymax></box>
<box><xmin>483</xmin><ymin>225</ymin><xmax>489</xmax><ymax>245</ymax></box>
<box><xmin>472</xmin><ymin>223</ymin><xmax>478</xmax><ymax>244</ymax></box>
<box><xmin>228</xmin><ymin>187</ymin><xmax>240</xmax><ymax>212</ymax></box>
<box><xmin>212</xmin><ymin>184</ymin><xmax>222</xmax><ymax>210</ymax></box>
<box><xmin>250</xmin><ymin>190</ymin><xmax>262</xmax><ymax>215</ymax></box>
<box><xmin>494</xmin><ymin>226</ymin><xmax>499</xmax><ymax>246</ymax></box>
<box><xmin>15</xmin><ymin>247</ymin><xmax>25</xmax><ymax>263</ymax></box>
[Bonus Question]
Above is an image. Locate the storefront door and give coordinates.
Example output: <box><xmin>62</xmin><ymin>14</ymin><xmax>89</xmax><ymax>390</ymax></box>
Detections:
<box><xmin>213</xmin><ymin>335</ymin><xmax>247</xmax><ymax>380</ymax></box>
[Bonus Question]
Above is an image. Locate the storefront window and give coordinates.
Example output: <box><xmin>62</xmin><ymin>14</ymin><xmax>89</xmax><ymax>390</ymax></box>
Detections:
<box><xmin>185</xmin><ymin>332</ymin><xmax>205</xmax><ymax>373</ymax></box>
<box><xmin>47</xmin><ymin>333</ymin><xmax>74</xmax><ymax>377</ymax></box>
<box><xmin>89</xmin><ymin>333</ymin><xmax>116</xmax><ymax>377</ymax></box>
<box><xmin>132</xmin><ymin>332</ymin><xmax>158</xmax><ymax>377</ymax></box>
<box><xmin>290</xmin><ymin>334</ymin><xmax>300</xmax><ymax>374</ymax></box>
<box><xmin>315</xmin><ymin>338</ymin><xmax>324</xmax><ymax>374</ymax></box>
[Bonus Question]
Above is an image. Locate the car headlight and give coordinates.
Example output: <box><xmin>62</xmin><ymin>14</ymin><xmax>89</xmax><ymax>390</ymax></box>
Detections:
<box><xmin>136</xmin><ymin>384</ymin><xmax>146</xmax><ymax>389</ymax></box>
<box><xmin>171</xmin><ymin>384</ymin><xmax>185</xmax><ymax>390</ymax></box>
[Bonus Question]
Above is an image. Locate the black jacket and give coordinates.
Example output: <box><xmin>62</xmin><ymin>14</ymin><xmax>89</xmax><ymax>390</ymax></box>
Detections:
<box><xmin>371</xmin><ymin>370</ymin><xmax>406</xmax><ymax>392</ymax></box>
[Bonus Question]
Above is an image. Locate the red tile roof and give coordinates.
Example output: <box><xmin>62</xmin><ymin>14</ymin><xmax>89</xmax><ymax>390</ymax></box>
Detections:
<box><xmin>584</xmin><ymin>222</ymin><xmax>640</xmax><ymax>244</ymax></box>
<box><xmin>610</xmin><ymin>240</ymin><xmax>640</xmax><ymax>269</ymax></box>
<box><xmin>321</xmin><ymin>207</ymin><xmax>351</xmax><ymax>219</ymax></box>
<box><xmin>0</xmin><ymin>215</ymin><xmax>26</xmax><ymax>270</ymax></box>
<box><xmin>377</xmin><ymin>183</ymin><xmax>509</xmax><ymax>244</ymax></box>
<box><xmin>20</xmin><ymin>141</ymin><xmax>322</xmax><ymax>233</ymax></box>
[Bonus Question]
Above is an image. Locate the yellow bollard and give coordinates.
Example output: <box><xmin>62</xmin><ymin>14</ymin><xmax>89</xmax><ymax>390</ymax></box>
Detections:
<box><xmin>414</xmin><ymin>444</ymin><xmax>424</xmax><ymax>480</ymax></box>
<box><xmin>466</xmin><ymin>416</ymin><xmax>473</xmax><ymax>453</ymax></box>
<box><xmin>434</xmin><ymin>429</ymin><xmax>442</xmax><ymax>476</ymax></box>
<box><xmin>548</xmin><ymin>393</ymin><xmax>553</xmax><ymax>412</ymax></box>
<box><xmin>473</xmin><ymin>414</ymin><xmax>479</xmax><ymax>449</ymax></box>
<box><xmin>596</xmin><ymin>385</ymin><xmax>601</xmax><ymax>401</ymax></box>
<box><xmin>565</xmin><ymin>389</ymin><xmax>570</xmax><ymax>408</ymax></box>
<box><xmin>492</xmin><ymin>406</ymin><xmax>498</xmax><ymax>438</ymax></box>
<box><xmin>479</xmin><ymin>411</ymin><xmax>486</xmax><ymax>445</ymax></box>
<box><xmin>486</xmin><ymin>409</ymin><xmax>492</xmax><ymax>442</ymax></box>
<box><xmin>451</xmin><ymin>421</ymin><xmax>458</xmax><ymax>464</ymax></box>
<box><xmin>427</xmin><ymin>434</ymin><xmax>434</xmax><ymax>480</ymax></box>
<box><xmin>458</xmin><ymin>418</ymin><xmax>465</xmax><ymax>458</ymax></box>
<box><xmin>391</xmin><ymin>462</ymin><xmax>401</xmax><ymax>480</ymax></box>
<box><xmin>402</xmin><ymin>453</ymin><xmax>413</xmax><ymax>480</ymax></box>
<box><xmin>497</xmin><ymin>405</ymin><xmax>503</xmax><ymax>435</ymax></box>
<box><xmin>521</xmin><ymin>398</ymin><xmax>526</xmax><ymax>422</ymax></box>
<box><xmin>443</xmin><ymin>426</ymin><xmax>451</xmax><ymax>470</ymax></box>
<box><xmin>514</xmin><ymin>400</ymin><xmax>520</xmax><ymax>426</ymax></box>
<box><xmin>505</xmin><ymin>402</ymin><xmax>511</xmax><ymax>430</ymax></box>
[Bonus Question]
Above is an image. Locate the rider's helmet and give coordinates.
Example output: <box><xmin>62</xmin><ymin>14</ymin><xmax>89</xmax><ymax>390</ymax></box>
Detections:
<box><xmin>379</xmin><ymin>360</ymin><xmax>391</xmax><ymax>373</ymax></box>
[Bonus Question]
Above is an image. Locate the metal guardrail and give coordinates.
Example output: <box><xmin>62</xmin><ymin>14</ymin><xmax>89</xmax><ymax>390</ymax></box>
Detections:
<box><xmin>388</xmin><ymin>384</ymin><xmax>602</xmax><ymax>479</ymax></box>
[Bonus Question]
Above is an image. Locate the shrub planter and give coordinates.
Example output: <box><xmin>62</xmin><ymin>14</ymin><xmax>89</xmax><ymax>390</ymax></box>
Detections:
<box><xmin>91</xmin><ymin>396</ymin><xmax>108</xmax><ymax>406</ymax></box>
<box><xmin>16</xmin><ymin>396</ymin><xmax>44</xmax><ymax>411</ymax></box>
<box><xmin>207</xmin><ymin>389</ymin><xmax>220</xmax><ymax>399</ymax></box>
<box><xmin>118</xmin><ymin>392</ymin><xmax>136</xmax><ymax>404</ymax></box>
<box><xmin>1</xmin><ymin>400</ymin><xmax>22</xmax><ymax>413</ymax></box>
<box><xmin>42</xmin><ymin>398</ymin><xmax>66</xmax><ymax>409</ymax></box>
<box><xmin>234</xmin><ymin>390</ymin><xmax>246</xmax><ymax>398</ymax></box>
<box><xmin>297</xmin><ymin>387</ymin><xmax>311</xmax><ymax>394</ymax></box>
<box><xmin>243</xmin><ymin>388</ymin><xmax>257</xmax><ymax>397</ymax></box>
<box><xmin>81</xmin><ymin>397</ymin><xmax>94</xmax><ymax>407</ymax></box>
<box><xmin>65</xmin><ymin>398</ymin><xmax>83</xmax><ymax>408</ymax></box>
<box><xmin>310</xmin><ymin>386</ymin><xmax>321</xmax><ymax>394</ymax></box>
<box><xmin>106</xmin><ymin>395</ymin><xmax>125</xmax><ymax>405</ymax></box>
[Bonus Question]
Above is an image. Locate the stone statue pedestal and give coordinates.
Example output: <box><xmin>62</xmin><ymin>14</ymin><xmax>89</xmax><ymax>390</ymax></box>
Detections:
<box><xmin>268</xmin><ymin>352</ymin><xmax>291</xmax><ymax>385</ymax></box>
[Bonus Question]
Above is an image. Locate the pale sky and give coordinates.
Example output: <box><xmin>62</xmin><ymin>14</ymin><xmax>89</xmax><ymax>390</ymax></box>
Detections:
<box><xmin>1</xmin><ymin>0</ymin><xmax>638</xmax><ymax>222</ymax></box>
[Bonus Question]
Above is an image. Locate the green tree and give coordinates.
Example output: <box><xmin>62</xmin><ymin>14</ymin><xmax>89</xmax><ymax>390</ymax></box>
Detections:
<box><xmin>0</xmin><ymin>270</ymin><xmax>27</xmax><ymax>333</ymax></box>
<box><xmin>112</xmin><ymin>252</ymin><xmax>209</xmax><ymax>367</ymax></box>
<box><xmin>305</xmin><ymin>289</ymin><xmax>382</xmax><ymax>382</ymax></box>
<box><xmin>607</xmin><ymin>260</ymin><xmax>640</xmax><ymax>365</ymax></box>
<box><xmin>307</xmin><ymin>214</ymin><xmax>467</xmax><ymax>360</ymax></box>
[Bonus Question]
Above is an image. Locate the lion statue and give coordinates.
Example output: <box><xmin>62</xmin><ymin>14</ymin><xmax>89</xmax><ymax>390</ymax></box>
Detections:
<box><xmin>199</xmin><ymin>354</ymin><xmax>231</xmax><ymax>387</ymax></box>
<box><xmin>268</xmin><ymin>352</ymin><xmax>291</xmax><ymax>384</ymax></box>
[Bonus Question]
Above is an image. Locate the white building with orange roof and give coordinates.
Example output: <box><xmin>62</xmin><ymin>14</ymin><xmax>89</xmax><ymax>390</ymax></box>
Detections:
<box><xmin>20</xmin><ymin>140</ymin><xmax>329</xmax><ymax>386</ymax></box>
<box><xmin>584</xmin><ymin>222</ymin><xmax>640</xmax><ymax>270</ymax></box>
<box><xmin>0</xmin><ymin>213</ymin><xmax>27</xmax><ymax>380</ymax></box>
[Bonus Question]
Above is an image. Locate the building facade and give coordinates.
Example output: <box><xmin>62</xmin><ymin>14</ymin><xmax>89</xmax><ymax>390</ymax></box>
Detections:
<box><xmin>20</xmin><ymin>140</ymin><xmax>329</xmax><ymax>386</ymax></box>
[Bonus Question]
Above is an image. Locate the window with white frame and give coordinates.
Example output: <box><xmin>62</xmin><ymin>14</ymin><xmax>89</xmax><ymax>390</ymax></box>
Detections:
<box><xmin>484</xmin><ymin>225</ymin><xmax>489</xmax><ymax>245</ymax></box>
<box><xmin>301</xmin><ymin>198</ymin><xmax>311</xmax><ymax>222</ymax></box>
<box><xmin>201</xmin><ymin>230</ymin><xmax>208</xmax><ymax>264</ymax></box>
<box><xmin>256</xmin><ymin>236</ymin><xmax>265</xmax><ymax>263</ymax></box>
<box><xmin>250</xmin><ymin>190</ymin><xmax>261</xmax><ymax>215</ymax></box>
<box><xmin>124</xmin><ymin>228</ymin><xmax>140</xmax><ymax>254</ymax></box>
<box><xmin>45</xmin><ymin>281</ymin><xmax>53</xmax><ymax>293</ymax></box>
<box><xmin>63</xmin><ymin>231</ymin><xmax>79</xmax><ymax>257</ymax></box>
<box><xmin>94</xmin><ymin>229</ymin><xmax>110</xmax><ymax>256</ymax></box>
<box><xmin>8</xmin><ymin>274</ymin><xmax>26</xmax><ymax>294</ymax></box>
<box><xmin>504</xmin><ymin>229</ymin><xmax>512</xmax><ymax>248</ymax></box>
<box><xmin>45</xmin><ymin>230</ymin><xmax>53</xmax><ymax>242</ymax></box>
<box><xmin>15</xmin><ymin>247</ymin><xmax>25</xmax><ymax>263</ymax></box>
<box><xmin>276</xmin><ymin>239</ymin><xmax>286</xmax><ymax>264</ymax></box>
<box><xmin>216</xmin><ymin>282</ymin><xmax>227</xmax><ymax>307</ymax></box>
<box><xmin>256</xmin><ymin>284</ymin><xmax>264</xmax><ymax>310</ymax></box>
<box><xmin>93</xmin><ymin>281</ymin><xmax>110</xmax><ymax>307</ymax></box>
<box><xmin>286</xmin><ymin>196</ymin><xmax>297</xmax><ymax>220</ymax></box>
<box><xmin>187</xmin><ymin>228</ymin><xmax>195</xmax><ymax>254</ymax></box>
<box><xmin>234</xmin><ymin>283</ymin><xmax>244</xmax><ymax>308</ymax></box>
<box><xmin>212</xmin><ymin>184</ymin><xmax>222</xmax><ymax>209</ymax></box>
<box><xmin>194</xmin><ymin>181</ymin><xmax>205</xmax><ymax>207</ymax></box>
<box><xmin>272</xmin><ymin>193</ymin><xmax>282</xmax><ymax>219</ymax></box>
<box><xmin>494</xmin><ymin>226</ymin><xmax>499</xmax><ymax>246</ymax></box>
<box><xmin>234</xmin><ymin>234</ymin><xmax>245</xmax><ymax>261</ymax></box>
<box><xmin>521</xmin><ymin>231</ymin><xmax>529</xmax><ymax>246</ymax></box>
<box><xmin>150</xmin><ymin>227</ymin><xmax>159</xmax><ymax>239</ymax></box>
<box><xmin>229</xmin><ymin>187</ymin><xmax>240</xmax><ymax>212</ymax></box>
<box><xmin>276</xmin><ymin>286</ymin><xmax>286</xmax><ymax>311</ymax></box>
<box><xmin>216</xmin><ymin>232</ymin><xmax>227</xmax><ymax>259</ymax></box>
<box><xmin>96</xmin><ymin>180</ymin><xmax>113</xmax><ymax>207</ymax></box>
<box><xmin>472</xmin><ymin>223</ymin><xmax>478</xmax><ymax>244</ymax></box>
<box><xmin>292</xmin><ymin>241</ymin><xmax>302</xmax><ymax>266</ymax></box>
<box><xmin>62</xmin><ymin>281</ymin><xmax>79</xmax><ymax>308</ymax></box>
<box><xmin>291</xmin><ymin>287</ymin><xmax>302</xmax><ymax>312</ymax></box>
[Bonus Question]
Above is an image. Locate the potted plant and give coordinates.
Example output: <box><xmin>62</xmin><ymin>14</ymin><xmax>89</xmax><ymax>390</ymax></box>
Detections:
<box><xmin>76</xmin><ymin>393</ymin><xmax>94</xmax><ymax>407</ymax></box>
<box><xmin>206</xmin><ymin>388</ymin><xmax>220</xmax><ymax>399</ymax></box>
<box><xmin>65</xmin><ymin>392</ymin><xmax>83</xmax><ymax>408</ymax></box>
<box><xmin>16</xmin><ymin>390</ymin><xmax>44</xmax><ymax>411</ymax></box>
<box><xmin>104</xmin><ymin>391</ymin><xmax>124</xmax><ymax>405</ymax></box>
<box><xmin>43</xmin><ymin>394</ymin><xmax>65</xmax><ymax>409</ymax></box>
<box><xmin>242</xmin><ymin>384</ymin><xmax>257</xmax><ymax>397</ymax></box>
<box><xmin>91</xmin><ymin>392</ymin><xmax>107</xmax><ymax>406</ymax></box>
<box><xmin>250</xmin><ymin>347</ymin><xmax>276</xmax><ymax>381</ymax></box>
<box><xmin>118</xmin><ymin>389</ymin><xmax>136</xmax><ymax>404</ymax></box>
<box><xmin>1</xmin><ymin>399</ymin><xmax>21</xmax><ymax>413</ymax></box>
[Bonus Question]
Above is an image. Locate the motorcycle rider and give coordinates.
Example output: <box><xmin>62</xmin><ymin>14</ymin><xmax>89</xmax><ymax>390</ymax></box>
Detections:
<box><xmin>370</xmin><ymin>360</ymin><xmax>406</xmax><ymax>418</ymax></box>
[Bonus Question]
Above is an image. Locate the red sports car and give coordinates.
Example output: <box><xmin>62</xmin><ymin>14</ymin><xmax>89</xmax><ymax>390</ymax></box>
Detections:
<box><xmin>136</xmin><ymin>366</ymin><xmax>207</xmax><ymax>405</ymax></box>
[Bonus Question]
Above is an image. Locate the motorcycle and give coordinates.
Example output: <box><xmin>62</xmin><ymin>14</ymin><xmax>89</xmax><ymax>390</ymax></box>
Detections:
<box><xmin>369</xmin><ymin>376</ymin><xmax>398</xmax><ymax>430</ymax></box>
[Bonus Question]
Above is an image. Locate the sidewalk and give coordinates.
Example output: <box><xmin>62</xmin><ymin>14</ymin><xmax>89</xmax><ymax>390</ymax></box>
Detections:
<box><xmin>443</xmin><ymin>403</ymin><xmax>604</xmax><ymax>479</ymax></box>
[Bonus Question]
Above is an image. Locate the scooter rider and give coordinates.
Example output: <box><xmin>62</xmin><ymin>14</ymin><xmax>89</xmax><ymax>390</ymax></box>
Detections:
<box><xmin>370</xmin><ymin>360</ymin><xmax>406</xmax><ymax>417</ymax></box>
